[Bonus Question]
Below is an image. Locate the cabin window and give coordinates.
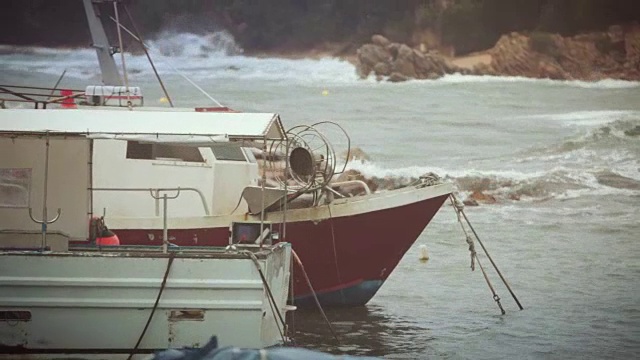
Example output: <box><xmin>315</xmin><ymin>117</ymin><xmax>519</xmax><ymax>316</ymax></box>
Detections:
<box><xmin>126</xmin><ymin>142</ymin><xmax>204</xmax><ymax>162</ymax></box>
<box><xmin>0</xmin><ymin>168</ymin><xmax>31</xmax><ymax>208</ymax></box>
<box><xmin>211</xmin><ymin>145</ymin><xmax>248</xmax><ymax>162</ymax></box>
<box><xmin>0</xmin><ymin>311</ymin><xmax>31</xmax><ymax>321</ymax></box>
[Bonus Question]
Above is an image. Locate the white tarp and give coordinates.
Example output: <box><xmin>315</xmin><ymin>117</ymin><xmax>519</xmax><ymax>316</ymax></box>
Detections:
<box><xmin>0</xmin><ymin>108</ymin><xmax>286</xmax><ymax>142</ymax></box>
<box><xmin>87</xmin><ymin>133</ymin><xmax>229</xmax><ymax>145</ymax></box>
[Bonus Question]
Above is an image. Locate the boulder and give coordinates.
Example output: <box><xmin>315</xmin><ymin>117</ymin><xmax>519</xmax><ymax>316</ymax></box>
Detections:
<box><xmin>373</xmin><ymin>62</ymin><xmax>392</xmax><ymax>76</ymax></box>
<box><xmin>356</xmin><ymin>44</ymin><xmax>391</xmax><ymax>78</ymax></box>
<box><xmin>371</xmin><ymin>34</ymin><xmax>391</xmax><ymax>48</ymax></box>
<box><xmin>463</xmin><ymin>198</ymin><xmax>479</xmax><ymax>207</ymax></box>
<box><xmin>355</xmin><ymin>25</ymin><xmax>640</xmax><ymax>82</ymax></box>
<box><xmin>388</xmin><ymin>72</ymin><xmax>409</xmax><ymax>82</ymax></box>
<box><xmin>468</xmin><ymin>191</ymin><xmax>497</xmax><ymax>204</ymax></box>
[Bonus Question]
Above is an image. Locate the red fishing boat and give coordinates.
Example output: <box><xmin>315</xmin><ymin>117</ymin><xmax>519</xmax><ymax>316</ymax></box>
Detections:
<box><xmin>0</xmin><ymin>0</ymin><xmax>454</xmax><ymax>308</ymax></box>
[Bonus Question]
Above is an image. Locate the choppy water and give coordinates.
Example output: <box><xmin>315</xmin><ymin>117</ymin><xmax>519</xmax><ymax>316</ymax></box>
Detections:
<box><xmin>1</xmin><ymin>31</ymin><xmax>639</xmax><ymax>359</ymax></box>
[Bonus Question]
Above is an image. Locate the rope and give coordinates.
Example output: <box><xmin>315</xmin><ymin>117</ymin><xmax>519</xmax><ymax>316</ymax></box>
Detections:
<box><xmin>327</xmin><ymin>205</ymin><xmax>346</xmax><ymax>304</ymax></box>
<box><xmin>449</xmin><ymin>194</ymin><xmax>524</xmax><ymax>311</ymax></box>
<box><xmin>292</xmin><ymin>250</ymin><xmax>340</xmax><ymax>344</ymax></box>
<box><xmin>122</xmin><ymin>3</ymin><xmax>173</xmax><ymax>107</ymax></box>
<box><xmin>127</xmin><ymin>254</ymin><xmax>174</xmax><ymax>360</ymax></box>
<box><xmin>450</xmin><ymin>195</ymin><xmax>504</xmax><ymax>313</ymax></box>
<box><xmin>112</xmin><ymin>2</ymin><xmax>131</xmax><ymax>107</ymax></box>
<box><xmin>450</xmin><ymin>196</ymin><xmax>476</xmax><ymax>271</ymax></box>
<box><xmin>106</xmin><ymin>12</ymin><xmax>223</xmax><ymax>107</ymax></box>
<box><xmin>239</xmin><ymin>249</ymin><xmax>288</xmax><ymax>345</ymax></box>
<box><xmin>288</xmin><ymin>252</ymin><xmax>296</xmax><ymax>346</ymax></box>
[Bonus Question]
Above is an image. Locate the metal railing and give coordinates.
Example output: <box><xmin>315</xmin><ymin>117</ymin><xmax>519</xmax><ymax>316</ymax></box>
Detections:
<box><xmin>90</xmin><ymin>187</ymin><xmax>211</xmax><ymax>253</ymax></box>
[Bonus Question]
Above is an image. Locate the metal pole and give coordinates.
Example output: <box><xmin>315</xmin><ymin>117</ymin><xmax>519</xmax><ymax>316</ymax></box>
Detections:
<box><xmin>113</xmin><ymin>1</ymin><xmax>131</xmax><ymax>106</ymax></box>
<box><xmin>459</xmin><ymin>209</ymin><xmax>523</xmax><ymax>310</ymax></box>
<box><xmin>46</xmin><ymin>69</ymin><xmax>67</xmax><ymax>100</ymax></box>
<box><xmin>82</xmin><ymin>0</ymin><xmax>122</xmax><ymax>85</ymax></box>
<box><xmin>259</xmin><ymin>136</ymin><xmax>267</xmax><ymax>249</ymax></box>
<box><xmin>162</xmin><ymin>194</ymin><xmax>168</xmax><ymax>253</ymax></box>
<box><xmin>283</xmin><ymin>137</ymin><xmax>289</xmax><ymax>241</ymax></box>
<box><xmin>41</xmin><ymin>134</ymin><xmax>50</xmax><ymax>250</ymax></box>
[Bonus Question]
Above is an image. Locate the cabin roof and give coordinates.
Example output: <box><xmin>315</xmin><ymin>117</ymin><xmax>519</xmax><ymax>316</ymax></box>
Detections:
<box><xmin>0</xmin><ymin>108</ymin><xmax>287</xmax><ymax>142</ymax></box>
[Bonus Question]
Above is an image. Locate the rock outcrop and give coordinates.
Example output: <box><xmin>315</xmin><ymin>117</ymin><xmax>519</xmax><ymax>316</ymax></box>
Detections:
<box><xmin>356</xmin><ymin>24</ymin><xmax>640</xmax><ymax>82</ymax></box>
<box><xmin>356</xmin><ymin>35</ymin><xmax>465</xmax><ymax>82</ymax></box>
<box><xmin>487</xmin><ymin>24</ymin><xmax>640</xmax><ymax>81</ymax></box>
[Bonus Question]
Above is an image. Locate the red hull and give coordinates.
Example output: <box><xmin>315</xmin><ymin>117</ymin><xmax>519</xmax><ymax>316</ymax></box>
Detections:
<box><xmin>89</xmin><ymin>193</ymin><xmax>450</xmax><ymax>306</ymax></box>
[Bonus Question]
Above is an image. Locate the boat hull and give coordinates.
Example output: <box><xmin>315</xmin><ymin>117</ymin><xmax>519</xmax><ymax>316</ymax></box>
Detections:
<box><xmin>105</xmin><ymin>184</ymin><xmax>453</xmax><ymax>307</ymax></box>
<box><xmin>0</xmin><ymin>245</ymin><xmax>291</xmax><ymax>358</ymax></box>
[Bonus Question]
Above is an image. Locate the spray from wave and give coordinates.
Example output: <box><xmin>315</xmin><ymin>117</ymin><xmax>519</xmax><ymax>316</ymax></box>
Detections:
<box><xmin>3</xmin><ymin>31</ymin><xmax>640</xmax><ymax>89</ymax></box>
<box><xmin>342</xmin><ymin>112</ymin><xmax>640</xmax><ymax>204</ymax></box>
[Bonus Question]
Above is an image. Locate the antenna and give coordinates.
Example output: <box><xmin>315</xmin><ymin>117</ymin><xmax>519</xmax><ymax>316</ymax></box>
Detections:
<box><xmin>82</xmin><ymin>0</ymin><xmax>122</xmax><ymax>86</ymax></box>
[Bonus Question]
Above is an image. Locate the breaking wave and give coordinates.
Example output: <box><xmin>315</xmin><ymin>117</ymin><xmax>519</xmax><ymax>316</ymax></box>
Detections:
<box><xmin>344</xmin><ymin>113</ymin><xmax>640</xmax><ymax>203</ymax></box>
<box><xmin>434</xmin><ymin>73</ymin><xmax>640</xmax><ymax>89</ymax></box>
<box><xmin>346</xmin><ymin>160</ymin><xmax>640</xmax><ymax>204</ymax></box>
<box><xmin>3</xmin><ymin>31</ymin><xmax>640</xmax><ymax>89</ymax></box>
<box><xmin>0</xmin><ymin>31</ymin><xmax>359</xmax><ymax>85</ymax></box>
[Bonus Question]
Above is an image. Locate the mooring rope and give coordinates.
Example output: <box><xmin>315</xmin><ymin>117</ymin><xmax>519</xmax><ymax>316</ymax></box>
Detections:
<box><xmin>327</xmin><ymin>205</ymin><xmax>346</xmax><ymax>305</ymax></box>
<box><xmin>292</xmin><ymin>250</ymin><xmax>340</xmax><ymax>344</ymax></box>
<box><xmin>127</xmin><ymin>253</ymin><xmax>174</xmax><ymax>360</ymax></box>
<box><xmin>239</xmin><ymin>249</ymin><xmax>289</xmax><ymax>345</ymax></box>
<box><xmin>450</xmin><ymin>196</ymin><xmax>476</xmax><ymax>271</ymax></box>
<box><xmin>449</xmin><ymin>194</ymin><xmax>524</xmax><ymax>313</ymax></box>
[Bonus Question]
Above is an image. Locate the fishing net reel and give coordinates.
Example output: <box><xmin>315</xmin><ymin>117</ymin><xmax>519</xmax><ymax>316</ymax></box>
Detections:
<box><xmin>267</xmin><ymin>121</ymin><xmax>351</xmax><ymax>195</ymax></box>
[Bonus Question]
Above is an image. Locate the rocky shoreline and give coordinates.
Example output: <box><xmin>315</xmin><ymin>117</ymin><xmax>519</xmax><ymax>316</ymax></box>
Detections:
<box><xmin>355</xmin><ymin>23</ymin><xmax>640</xmax><ymax>82</ymax></box>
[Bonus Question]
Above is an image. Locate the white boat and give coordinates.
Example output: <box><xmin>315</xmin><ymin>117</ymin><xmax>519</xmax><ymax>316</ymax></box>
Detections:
<box><xmin>0</xmin><ymin>0</ymin><xmax>454</xmax><ymax>313</ymax></box>
<box><xmin>0</xmin><ymin>97</ymin><xmax>293</xmax><ymax>357</ymax></box>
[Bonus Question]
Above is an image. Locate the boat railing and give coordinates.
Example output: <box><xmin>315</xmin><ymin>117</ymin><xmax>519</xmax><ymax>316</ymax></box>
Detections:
<box><xmin>329</xmin><ymin>180</ymin><xmax>372</xmax><ymax>195</ymax></box>
<box><xmin>90</xmin><ymin>187</ymin><xmax>210</xmax><ymax>253</ymax></box>
<box><xmin>0</xmin><ymin>84</ymin><xmax>85</xmax><ymax>109</ymax></box>
<box><xmin>90</xmin><ymin>187</ymin><xmax>210</xmax><ymax>216</ymax></box>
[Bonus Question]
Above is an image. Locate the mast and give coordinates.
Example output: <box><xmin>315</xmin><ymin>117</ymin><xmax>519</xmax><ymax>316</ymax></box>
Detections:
<box><xmin>82</xmin><ymin>0</ymin><xmax>122</xmax><ymax>85</ymax></box>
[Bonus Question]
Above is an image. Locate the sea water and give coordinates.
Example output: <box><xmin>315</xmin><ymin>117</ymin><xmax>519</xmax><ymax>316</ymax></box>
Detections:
<box><xmin>1</xmin><ymin>31</ymin><xmax>639</xmax><ymax>359</ymax></box>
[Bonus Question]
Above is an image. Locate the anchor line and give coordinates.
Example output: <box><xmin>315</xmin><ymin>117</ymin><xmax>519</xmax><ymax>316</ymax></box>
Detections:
<box><xmin>240</xmin><ymin>249</ymin><xmax>289</xmax><ymax>346</ymax></box>
<box><xmin>449</xmin><ymin>194</ymin><xmax>524</xmax><ymax>312</ymax></box>
<box><xmin>127</xmin><ymin>254</ymin><xmax>174</xmax><ymax>360</ymax></box>
<box><xmin>292</xmin><ymin>250</ymin><xmax>340</xmax><ymax>344</ymax></box>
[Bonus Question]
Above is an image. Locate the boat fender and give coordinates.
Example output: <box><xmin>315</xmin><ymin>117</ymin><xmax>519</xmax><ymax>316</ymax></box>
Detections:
<box><xmin>89</xmin><ymin>216</ymin><xmax>120</xmax><ymax>246</ymax></box>
<box><xmin>419</xmin><ymin>244</ymin><xmax>429</xmax><ymax>262</ymax></box>
<box><xmin>96</xmin><ymin>228</ymin><xmax>120</xmax><ymax>246</ymax></box>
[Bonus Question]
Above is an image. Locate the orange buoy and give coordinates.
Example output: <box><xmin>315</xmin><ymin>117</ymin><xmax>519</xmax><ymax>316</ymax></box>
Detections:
<box><xmin>96</xmin><ymin>229</ymin><xmax>120</xmax><ymax>246</ymax></box>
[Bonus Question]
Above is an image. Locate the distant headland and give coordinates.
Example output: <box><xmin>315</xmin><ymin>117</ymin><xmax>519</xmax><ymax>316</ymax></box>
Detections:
<box><xmin>2</xmin><ymin>0</ymin><xmax>639</xmax><ymax>81</ymax></box>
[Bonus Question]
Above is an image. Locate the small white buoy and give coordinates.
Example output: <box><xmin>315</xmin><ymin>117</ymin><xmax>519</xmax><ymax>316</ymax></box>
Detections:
<box><xmin>419</xmin><ymin>244</ymin><xmax>429</xmax><ymax>262</ymax></box>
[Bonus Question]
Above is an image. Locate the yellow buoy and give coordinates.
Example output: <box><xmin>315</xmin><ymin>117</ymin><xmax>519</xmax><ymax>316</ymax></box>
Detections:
<box><xmin>419</xmin><ymin>244</ymin><xmax>429</xmax><ymax>262</ymax></box>
<box><xmin>321</xmin><ymin>89</ymin><xmax>329</xmax><ymax>96</ymax></box>
<box><xmin>159</xmin><ymin>97</ymin><xmax>168</xmax><ymax>103</ymax></box>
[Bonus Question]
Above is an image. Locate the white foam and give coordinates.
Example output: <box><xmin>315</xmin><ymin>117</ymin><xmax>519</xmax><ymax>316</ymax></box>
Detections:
<box><xmin>525</xmin><ymin>110</ymin><xmax>637</xmax><ymax>127</ymax></box>
<box><xmin>4</xmin><ymin>34</ymin><xmax>640</xmax><ymax>88</ymax></box>
<box><xmin>0</xmin><ymin>33</ymin><xmax>360</xmax><ymax>85</ymax></box>
<box><xmin>346</xmin><ymin>160</ymin><xmax>550</xmax><ymax>182</ymax></box>
<box><xmin>433</xmin><ymin>73</ymin><xmax>640</xmax><ymax>89</ymax></box>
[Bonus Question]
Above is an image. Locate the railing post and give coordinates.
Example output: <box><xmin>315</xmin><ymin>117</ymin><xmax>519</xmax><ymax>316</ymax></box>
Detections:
<box><xmin>162</xmin><ymin>193</ymin><xmax>168</xmax><ymax>253</ymax></box>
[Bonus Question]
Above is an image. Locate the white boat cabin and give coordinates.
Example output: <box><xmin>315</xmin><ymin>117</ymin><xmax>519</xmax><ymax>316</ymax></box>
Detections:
<box><xmin>0</xmin><ymin>108</ymin><xmax>286</xmax><ymax>247</ymax></box>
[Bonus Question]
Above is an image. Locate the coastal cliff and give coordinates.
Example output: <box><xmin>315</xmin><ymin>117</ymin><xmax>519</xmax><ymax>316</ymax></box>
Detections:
<box><xmin>2</xmin><ymin>0</ymin><xmax>639</xmax><ymax>82</ymax></box>
<box><xmin>356</xmin><ymin>24</ymin><xmax>640</xmax><ymax>82</ymax></box>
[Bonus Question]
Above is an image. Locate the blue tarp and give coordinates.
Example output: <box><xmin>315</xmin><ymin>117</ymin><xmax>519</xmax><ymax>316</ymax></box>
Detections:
<box><xmin>151</xmin><ymin>337</ymin><xmax>381</xmax><ymax>360</ymax></box>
